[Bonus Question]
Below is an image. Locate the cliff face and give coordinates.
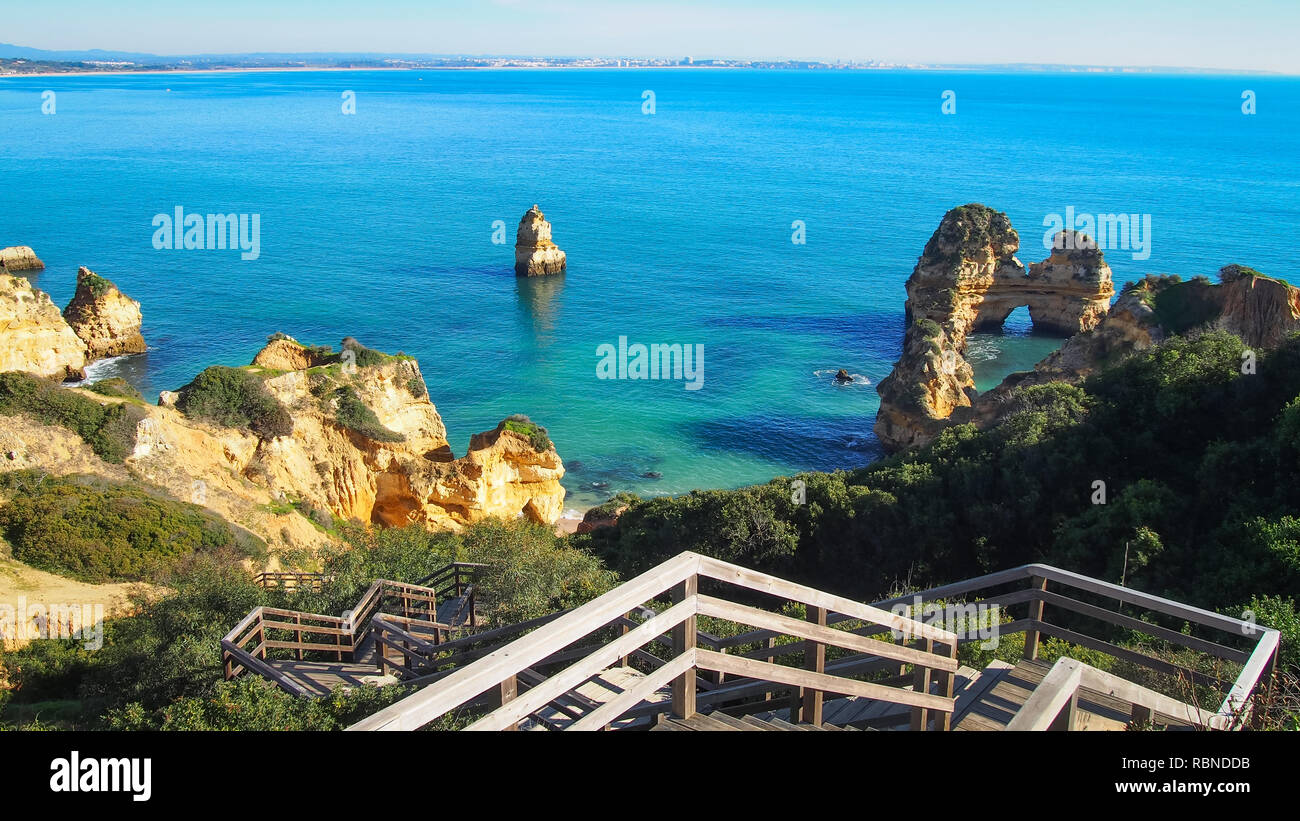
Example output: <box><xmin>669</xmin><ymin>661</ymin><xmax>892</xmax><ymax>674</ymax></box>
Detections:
<box><xmin>874</xmin><ymin>205</ymin><xmax>1114</xmax><ymax>451</ymax></box>
<box><xmin>0</xmin><ymin>274</ymin><xmax>87</xmax><ymax>380</ymax></box>
<box><xmin>0</xmin><ymin>246</ymin><xmax>44</xmax><ymax>272</ymax></box>
<box><xmin>157</xmin><ymin>337</ymin><xmax>567</xmax><ymax>532</ymax></box>
<box><xmin>878</xmin><ymin>226</ymin><xmax>1300</xmax><ymax>448</ymax></box>
<box><xmin>514</xmin><ymin>205</ymin><xmax>567</xmax><ymax>277</ymax></box>
<box><xmin>62</xmin><ymin>267</ymin><xmax>147</xmax><ymax>361</ymax></box>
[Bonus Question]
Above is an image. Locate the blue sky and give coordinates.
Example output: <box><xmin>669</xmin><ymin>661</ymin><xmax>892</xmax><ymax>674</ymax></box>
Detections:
<box><xmin>3</xmin><ymin>0</ymin><xmax>1297</xmax><ymax>73</ymax></box>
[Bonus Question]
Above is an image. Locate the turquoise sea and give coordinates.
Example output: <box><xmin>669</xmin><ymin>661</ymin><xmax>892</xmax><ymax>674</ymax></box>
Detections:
<box><xmin>1</xmin><ymin>69</ymin><xmax>1297</xmax><ymax>509</ymax></box>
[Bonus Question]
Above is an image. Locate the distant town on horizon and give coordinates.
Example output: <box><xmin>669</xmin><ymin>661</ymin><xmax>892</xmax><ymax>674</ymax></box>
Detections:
<box><xmin>0</xmin><ymin>42</ymin><xmax>1283</xmax><ymax>76</ymax></box>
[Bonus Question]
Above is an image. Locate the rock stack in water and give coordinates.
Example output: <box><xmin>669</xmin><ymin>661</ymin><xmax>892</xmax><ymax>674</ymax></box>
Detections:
<box><xmin>514</xmin><ymin>205</ymin><xmax>567</xmax><ymax>276</ymax></box>
<box><xmin>62</xmin><ymin>266</ymin><xmax>147</xmax><ymax>361</ymax></box>
<box><xmin>0</xmin><ymin>246</ymin><xmax>44</xmax><ymax>272</ymax></box>
<box><xmin>873</xmin><ymin>204</ymin><xmax>1115</xmax><ymax>452</ymax></box>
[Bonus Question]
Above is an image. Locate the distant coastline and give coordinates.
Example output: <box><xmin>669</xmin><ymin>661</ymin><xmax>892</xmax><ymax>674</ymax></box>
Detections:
<box><xmin>0</xmin><ymin>52</ymin><xmax>1285</xmax><ymax>79</ymax></box>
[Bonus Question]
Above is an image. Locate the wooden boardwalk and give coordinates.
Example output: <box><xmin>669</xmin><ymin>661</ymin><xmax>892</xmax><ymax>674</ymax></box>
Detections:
<box><xmin>653</xmin><ymin>712</ymin><xmax>867</xmax><ymax>731</ymax></box>
<box><xmin>953</xmin><ymin>658</ymin><xmax>1196</xmax><ymax>731</ymax></box>
<box><xmin>256</xmin><ymin>593</ymin><xmax>477</xmax><ymax>696</ymax></box>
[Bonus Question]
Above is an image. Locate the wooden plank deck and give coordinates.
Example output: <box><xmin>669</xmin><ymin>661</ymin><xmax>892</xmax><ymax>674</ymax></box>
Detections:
<box><xmin>652</xmin><ymin>713</ymin><xmax>864</xmax><ymax>731</ymax></box>
<box><xmin>952</xmin><ymin>658</ymin><xmax>1196</xmax><ymax>731</ymax></box>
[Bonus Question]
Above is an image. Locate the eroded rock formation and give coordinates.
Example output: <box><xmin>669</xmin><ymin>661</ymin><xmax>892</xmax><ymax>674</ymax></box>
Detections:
<box><xmin>875</xmin><ymin>205</ymin><xmax>1114</xmax><ymax>451</ymax></box>
<box><xmin>62</xmin><ymin>267</ymin><xmax>147</xmax><ymax>361</ymax></box>
<box><xmin>0</xmin><ymin>246</ymin><xmax>44</xmax><ymax>272</ymax></box>
<box><xmin>0</xmin><ymin>274</ymin><xmax>87</xmax><ymax>380</ymax></box>
<box><xmin>514</xmin><ymin>205</ymin><xmax>567</xmax><ymax>277</ymax></box>
<box><xmin>149</xmin><ymin>337</ymin><xmax>567</xmax><ymax>532</ymax></box>
<box><xmin>877</xmin><ymin>208</ymin><xmax>1300</xmax><ymax>451</ymax></box>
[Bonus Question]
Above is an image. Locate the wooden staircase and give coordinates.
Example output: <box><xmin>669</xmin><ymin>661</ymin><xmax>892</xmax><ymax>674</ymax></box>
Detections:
<box><xmin>222</xmin><ymin>563</ymin><xmax>484</xmax><ymax>697</ymax></box>
<box><xmin>335</xmin><ymin>553</ymin><xmax>1277</xmax><ymax>732</ymax></box>
<box><xmin>652</xmin><ymin>712</ymin><xmax>868</xmax><ymax>731</ymax></box>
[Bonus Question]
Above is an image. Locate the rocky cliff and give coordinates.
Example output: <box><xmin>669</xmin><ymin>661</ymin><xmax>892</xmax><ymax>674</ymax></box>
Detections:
<box><xmin>876</xmin><ymin>207</ymin><xmax>1300</xmax><ymax>450</ymax></box>
<box><xmin>62</xmin><ymin>267</ymin><xmax>147</xmax><ymax>361</ymax></box>
<box><xmin>874</xmin><ymin>205</ymin><xmax>1115</xmax><ymax>451</ymax></box>
<box><xmin>159</xmin><ymin>336</ymin><xmax>567</xmax><ymax>532</ymax></box>
<box><xmin>0</xmin><ymin>274</ymin><xmax>87</xmax><ymax>380</ymax></box>
<box><xmin>0</xmin><ymin>246</ymin><xmax>44</xmax><ymax>272</ymax></box>
<box><xmin>514</xmin><ymin>205</ymin><xmax>567</xmax><ymax>277</ymax></box>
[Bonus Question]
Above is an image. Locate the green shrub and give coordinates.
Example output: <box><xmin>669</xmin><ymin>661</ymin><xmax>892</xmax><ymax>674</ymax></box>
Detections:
<box><xmin>175</xmin><ymin>366</ymin><xmax>293</xmax><ymax>439</ymax></box>
<box><xmin>459</xmin><ymin>518</ymin><xmax>616</xmax><ymax>625</ymax></box>
<box><xmin>86</xmin><ymin>378</ymin><xmax>144</xmax><ymax>402</ymax></box>
<box><xmin>341</xmin><ymin>337</ymin><xmax>389</xmax><ymax>369</ymax></box>
<box><xmin>0</xmin><ymin>471</ymin><xmax>267</xmax><ymax>583</ymax></box>
<box><xmin>329</xmin><ymin>386</ymin><xmax>404</xmax><ymax>442</ymax></box>
<box><xmin>0</xmin><ymin>372</ymin><xmax>144</xmax><ymax>463</ymax></box>
<box><xmin>502</xmin><ymin>414</ymin><xmax>553</xmax><ymax>452</ymax></box>
<box><xmin>103</xmin><ymin>677</ymin><xmax>412</xmax><ymax>731</ymax></box>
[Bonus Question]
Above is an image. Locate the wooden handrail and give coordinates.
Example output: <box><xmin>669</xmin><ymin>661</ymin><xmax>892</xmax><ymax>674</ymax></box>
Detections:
<box><xmin>222</xmin><ymin>576</ymin><xmax>461</xmax><ymax>692</ymax></box>
<box><xmin>1007</xmin><ymin>656</ymin><xmax>1226</xmax><ymax>730</ymax></box>
<box><xmin>348</xmin><ymin>552</ymin><xmax>957</xmax><ymax>732</ymax></box>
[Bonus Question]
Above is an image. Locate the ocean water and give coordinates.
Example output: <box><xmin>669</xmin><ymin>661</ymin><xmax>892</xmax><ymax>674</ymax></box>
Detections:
<box><xmin>1</xmin><ymin>69</ymin><xmax>1297</xmax><ymax>509</ymax></box>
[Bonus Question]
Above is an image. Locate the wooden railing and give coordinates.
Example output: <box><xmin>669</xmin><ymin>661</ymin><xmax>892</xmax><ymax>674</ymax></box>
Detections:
<box><xmin>253</xmin><ymin>571</ymin><xmax>331</xmax><ymax>592</ymax></box>
<box><xmin>864</xmin><ymin>563</ymin><xmax>1279</xmax><ymax>730</ymax></box>
<box><xmin>347</xmin><ymin>552</ymin><xmax>960</xmax><ymax>731</ymax></box>
<box><xmin>222</xmin><ymin>565</ymin><xmax>484</xmax><ymax>694</ymax></box>
<box><xmin>1007</xmin><ymin>656</ymin><xmax>1225</xmax><ymax>730</ymax></box>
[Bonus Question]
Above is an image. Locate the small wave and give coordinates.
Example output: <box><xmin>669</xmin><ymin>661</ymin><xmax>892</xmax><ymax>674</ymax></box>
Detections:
<box><xmin>964</xmin><ymin>338</ymin><xmax>1000</xmax><ymax>363</ymax></box>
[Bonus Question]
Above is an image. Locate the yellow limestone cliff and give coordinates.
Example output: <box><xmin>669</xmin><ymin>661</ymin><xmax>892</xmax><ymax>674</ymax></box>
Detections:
<box><xmin>0</xmin><ymin>274</ymin><xmax>88</xmax><ymax>380</ymax></box>
<box><xmin>152</xmin><ymin>336</ymin><xmax>567</xmax><ymax>532</ymax></box>
<box><xmin>62</xmin><ymin>266</ymin><xmax>148</xmax><ymax>361</ymax></box>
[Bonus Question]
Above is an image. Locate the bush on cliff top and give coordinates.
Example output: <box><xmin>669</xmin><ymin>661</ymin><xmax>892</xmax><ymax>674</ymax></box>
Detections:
<box><xmin>175</xmin><ymin>366</ymin><xmax>293</xmax><ymax>439</ymax></box>
<box><xmin>86</xmin><ymin>377</ymin><xmax>144</xmax><ymax>403</ymax></box>
<box><xmin>329</xmin><ymin>386</ymin><xmax>404</xmax><ymax>443</ymax></box>
<box><xmin>0</xmin><ymin>372</ymin><xmax>144</xmax><ymax>463</ymax></box>
<box><xmin>0</xmin><ymin>470</ymin><xmax>267</xmax><ymax>583</ymax></box>
<box><xmin>503</xmin><ymin>414</ymin><xmax>553</xmax><ymax>452</ymax></box>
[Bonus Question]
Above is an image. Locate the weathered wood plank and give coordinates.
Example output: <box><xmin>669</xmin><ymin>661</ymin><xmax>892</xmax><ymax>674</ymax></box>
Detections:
<box><xmin>694</xmin><ymin>648</ymin><xmax>954</xmax><ymax>714</ymax></box>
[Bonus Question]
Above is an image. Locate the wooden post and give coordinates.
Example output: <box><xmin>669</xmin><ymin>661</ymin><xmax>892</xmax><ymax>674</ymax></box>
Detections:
<box><xmin>490</xmin><ymin>674</ymin><xmax>519</xmax><ymax>731</ymax></box>
<box><xmin>763</xmin><ymin>636</ymin><xmax>775</xmax><ymax>702</ymax></box>
<box><xmin>294</xmin><ymin>614</ymin><xmax>303</xmax><ymax>661</ymax></box>
<box><xmin>800</xmin><ymin>606</ymin><xmax>827</xmax><ymax>726</ymax></box>
<box><xmin>256</xmin><ymin>620</ymin><xmax>266</xmax><ymax>660</ymax></box>
<box><xmin>1024</xmin><ymin>576</ymin><xmax>1048</xmax><ymax>661</ymax></box>
<box><xmin>670</xmin><ymin>575</ymin><xmax>698</xmax><ymax>720</ymax></box>
<box><xmin>619</xmin><ymin>615</ymin><xmax>631</xmax><ymax>668</ymax></box>
<box><xmin>910</xmin><ymin>638</ymin><xmax>934</xmax><ymax>731</ymax></box>
<box><xmin>1049</xmin><ymin>691</ymin><xmax>1078</xmax><ymax>731</ymax></box>
<box><xmin>1130</xmin><ymin>703</ymin><xmax>1153</xmax><ymax>729</ymax></box>
<box><xmin>223</xmin><ymin>652</ymin><xmax>233</xmax><ymax>681</ymax></box>
<box><xmin>1251</xmin><ymin>647</ymin><xmax>1278</xmax><ymax>730</ymax></box>
<box><xmin>933</xmin><ymin>641</ymin><xmax>956</xmax><ymax>731</ymax></box>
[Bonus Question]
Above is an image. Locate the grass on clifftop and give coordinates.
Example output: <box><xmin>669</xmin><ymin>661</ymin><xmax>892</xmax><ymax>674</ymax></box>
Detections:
<box><xmin>503</xmin><ymin>414</ymin><xmax>553</xmax><ymax>452</ymax></box>
<box><xmin>175</xmin><ymin>366</ymin><xmax>293</xmax><ymax>439</ymax></box>
<box><xmin>86</xmin><ymin>378</ymin><xmax>145</xmax><ymax>403</ymax></box>
<box><xmin>77</xmin><ymin>269</ymin><xmax>114</xmax><ymax>299</ymax></box>
<box><xmin>1151</xmin><ymin>277</ymin><xmax>1224</xmax><ymax>334</ymax></box>
<box><xmin>0</xmin><ymin>470</ymin><xmax>267</xmax><ymax>583</ymax></box>
<box><xmin>328</xmin><ymin>386</ymin><xmax>404</xmax><ymax>443</ymax></box>
<box><xmin>0</xmin><ymin>372</ymin><xmax>144</xmax><ymax>463</ymax></box>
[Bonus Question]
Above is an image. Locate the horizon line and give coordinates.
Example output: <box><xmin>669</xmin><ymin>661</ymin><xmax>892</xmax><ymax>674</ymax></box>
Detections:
<box><xmin>0</xmin><ymin>45</ymin><xmax>1289</xmax><ymax>77</ymax></box>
